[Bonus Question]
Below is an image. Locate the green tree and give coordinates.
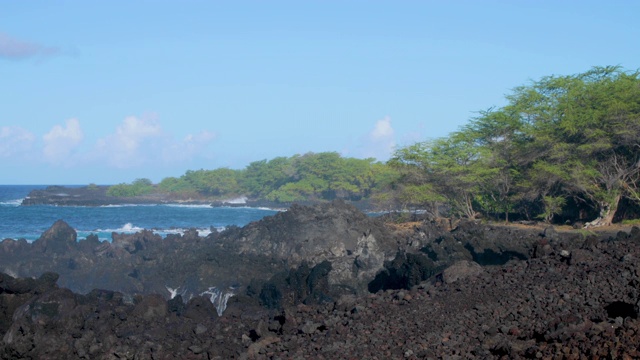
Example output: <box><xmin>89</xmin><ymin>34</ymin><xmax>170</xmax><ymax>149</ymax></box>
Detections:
<box><xmin>242</xmin><ymin>157</ymin><xmax>294</xmax><ymax>198</ymax></box>
<box><xmin>390</xmin><ymin>134</ymin><xmax>490</xmax><ymax>218</ymax></box>
<box><xmin>182</xmin><ymin>168</ymin><xmax>242</xmax><ymax>197</ymax></box>
<box><xmin>107</xmin><ymin>178</ymin><xmax>154</xmax><ymax>197</ymax></box>
<box><xmin>509</xmin><ymin>66</ymin><xmax>640</xmax><ymax>225</ymax></box>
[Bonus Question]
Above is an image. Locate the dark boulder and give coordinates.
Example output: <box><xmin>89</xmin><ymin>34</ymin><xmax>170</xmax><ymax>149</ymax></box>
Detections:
<box><xmin>112</xmin><ymin>229</ymin><xmax>162</xmax><ymax>254</ymax></box>
<box><xmin>442</xmin><ymin>260</ymin><xmax>484</xmax><ymax>284</ymax></box>
<box><xmin>32</xmin><ymin>219</ymin><xmax>77</xmax><ymax>254</ymax></box>
<box><xmin>368</xmin><ymin>251</ymin><xmax>438</xmax><ymax>292</ymax></box>
<box><xmin>183</xmin><ymin>295</ymin><xmax>219</xmax><ymax>320</ymax></box>
<box><xmin>251</xmin><ymin>260</ymin><xmax>338</xmax><ymax>309</ymax></box>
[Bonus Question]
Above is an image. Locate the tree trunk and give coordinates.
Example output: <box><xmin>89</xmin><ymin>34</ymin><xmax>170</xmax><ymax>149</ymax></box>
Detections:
<box><xmin>600</xmin><ymin>194</ymin><xmax>621</xmax><ymax>226</ymax></box>
<box><xmin>587</xmin><ymin>194</ymin><xmax>621</xmax><ymax>227</ymax></box>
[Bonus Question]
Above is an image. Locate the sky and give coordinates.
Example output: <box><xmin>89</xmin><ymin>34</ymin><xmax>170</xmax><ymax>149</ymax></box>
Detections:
<box><xmin>1</xmin><ymin>1</ymin><xmax>639</xmax><ymax>185</ymax></box>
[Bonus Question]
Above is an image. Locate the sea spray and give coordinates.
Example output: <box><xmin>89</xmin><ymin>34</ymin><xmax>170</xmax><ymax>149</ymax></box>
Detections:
<box><xmin>166</xmin><ymin>285</ymin><xmax>235</xmax><ymax>316</ymax></box>
<box><xmin>165</xmin><ymin>286</ymin><xmax>188</xmax><ymax>300</ymax></box>
<box><xmin>201</xmin><ymin>287</ymin><xmax>235</xmax><ymax>316</ymax></box>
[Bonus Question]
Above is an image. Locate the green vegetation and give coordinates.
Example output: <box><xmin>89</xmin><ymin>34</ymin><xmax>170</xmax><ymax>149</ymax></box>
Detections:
<box><xmin>391</xmin><ymin>66</ymin><xmax>640</xmax><ymax>225</ymax></box>
<box><xmin>108</xmin><ymin>66</ymin><xmax>640</xmax><ymax>226</ymax></box>
<box><xmin>107</xmin><ymin>178</ymin><xmax>155</xmax><ymax>197</ymax></box>
<box><xmin>111</xmin><ymin>153</ymin><xmax>398</xmax><ymax>203</ymax></box>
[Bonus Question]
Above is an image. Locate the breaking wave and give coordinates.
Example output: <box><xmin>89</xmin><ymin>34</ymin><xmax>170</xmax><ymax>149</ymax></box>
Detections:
<box><xmin>76</xmin><ymin>223</ymin><xmax>224</xmax><ymax>242</ymax></box>
<box><xmin>0</xmin><ymin>199</ymin><xmax>23</xmax><ymax>207</ymax></box>
<box><xmin>162</xmin><ymin>204</ymin><xmax>213</xmax><ymax>208</ymax></box>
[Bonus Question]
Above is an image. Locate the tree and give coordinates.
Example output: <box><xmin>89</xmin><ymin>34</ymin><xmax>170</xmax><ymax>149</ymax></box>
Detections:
<box><xmin>182</xmin><ymin>169</ymin><xmax>242</xmax><ymax>197</ymax></box>
<box><xmin>513</xmin><ymin>66</ymin><xmax>640</xmax><ymax>225</ymax></box>
<box><xmin>242</xmin><ymin>157</ymin><xmax>294</xmax><ymax>198</ymax></box>
<box><xmin>390</xmin><ymin>66</ymin><xmax>640</xmax><ymax>225</ymax></box>
<box><xmin>107</xmin><ymin>178</ymin><xmax>154</xmax><ymax>197</ymax></box>
<box><xmin>390</xmin><ymin>134</ymin><xmax>490</xmax><ymax>219</ymax></box>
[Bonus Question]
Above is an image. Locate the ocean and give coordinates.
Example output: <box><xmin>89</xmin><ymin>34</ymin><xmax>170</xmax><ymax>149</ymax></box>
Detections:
<box><xmin>0</xmin><ymin>185</ymin><xmax>279</xmax><ymax>242</ymax></box>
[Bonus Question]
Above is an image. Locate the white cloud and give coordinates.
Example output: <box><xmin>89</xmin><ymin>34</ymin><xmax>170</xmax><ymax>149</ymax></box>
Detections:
<box><xmin>357</xmin><ymin>116</ymin><xmax>396</xmax><ymax>160</ymax></box>
<box><xmin>94</xmin><ymin>115</ymin><xmax>163</xmax><ymax>168</ymax></box>
<box><xmin>42</xmin><ymin>118</ymin><xmax>84</xmax><ymax>164</ymax></box>
<box><xmin>114</xmin><ymin>115</ymin><xmax>162</xmax><ymax>152</ymax></box>
<box><xmin>0</xmin><ymin>32</ymin><xmax>60</xmax><ymax>60</ymax></box>
<box><xmin>371</xmin><ymin>116</ymin><xmax>394</xmax><ymax>140</ymax></box>
<box><xmin>162</xmin><ymin>130</ymin><xmax>217</xmax><ymax>162</ymax></box>
<box><xmin>0</xmin><ymin>126</ymin><xmax>36</xmax><ymax>158</ymax></box>
<box><xmin>93</xmin><ymin>115</ymin><xmax>216</xmax><ymax>169</ymax></box>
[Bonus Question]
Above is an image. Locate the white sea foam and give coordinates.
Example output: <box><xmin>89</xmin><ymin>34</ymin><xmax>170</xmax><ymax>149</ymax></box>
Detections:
<box><xmin>224</xmin><ymin>196</ymin><xmax>247</xmax><ymax>204</ymax></box>
<box><xmin>99</xmin><ymin>204</ymin><xmax>155</xmax><ymax>208</ymax></box>
<box><xmin>217</xmin><ymin>205</ymin><xmax>285</xmax><ymax>212</ymax></box>
<box><xmin>162</xmin><ymin>204</ymin><xmax>212</xmax><ymax>208</ymax></box>
<box><xmin>154</xmin><ymin>227</ymin><xmax>216</xmax><ymax>237</ymax></box>
<box><xmin>93</xmin><ymin>223</ymin><xmax>145</xmax><ymax>233</ymax></box>
<box><xmin>0</xmin><ymin>199</ymin><xmax>23</xmax><ymax>207</ymax></box>
<box><xmin>166</xmin><ymin>286</ymin><xmax>188</xmax><ymax>300</ymax></box>
<box><xmin>84</xmin><ymin>224</ymin><xmax>220</xmax><ymax>239</ymax></box>
<box><xmin>164</xmin><ymin>285</ymin><xmax>234</xmax><ymax>315</ymax></box>
<box><xmin>201</xmin><ymin>287</ymin><xmax>235</xmax><ymax>316</ymax></box>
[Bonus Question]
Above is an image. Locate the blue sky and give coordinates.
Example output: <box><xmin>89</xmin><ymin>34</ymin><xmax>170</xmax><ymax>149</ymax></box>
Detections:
<box><xmin>1</xmin><ymin>1</ymin><xmax>639</xmax><ymax>184</ymax></box>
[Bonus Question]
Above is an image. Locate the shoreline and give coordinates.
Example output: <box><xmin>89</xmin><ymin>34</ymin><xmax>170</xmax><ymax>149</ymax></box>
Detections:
<box><xmin>19</xmin><ymin>184</ymin><xmax>376</xmax><ymax>212</ymax></box>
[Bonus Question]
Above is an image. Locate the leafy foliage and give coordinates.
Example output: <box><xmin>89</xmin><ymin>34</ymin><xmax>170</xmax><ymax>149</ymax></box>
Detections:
<box><xmin>109</xmin><ymin>153</ymin><xmax>398</xmax><ymax>204</ymax></box>
<box><xmin>392</xmin><ymin>66</ymin><xmax>640</xmax><ymax>224</ymax></box>
<box><xmin>107</xmin><ymin>178</ymin><xmax>155</xmax><ymax>197</ymax></box>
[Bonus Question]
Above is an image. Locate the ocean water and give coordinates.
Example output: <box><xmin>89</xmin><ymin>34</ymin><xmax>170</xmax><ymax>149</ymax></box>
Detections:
<box><xmin>0</xmin><ymin>185</ymin><xmax>279</xmax><ymax>242</ymax></box>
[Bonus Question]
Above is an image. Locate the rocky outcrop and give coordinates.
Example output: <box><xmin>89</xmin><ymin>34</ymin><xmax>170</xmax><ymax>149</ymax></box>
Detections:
<box><xmin>20</xmin><ymin>185</ymin><xmax>163</xmax><ymax>206</ymax></box>
<box><xmin>0</xmin><ymin>201</ymin><xmax>604</xmax><ymax>310</ymax></box>
<box><xmin>223</xmin><ymin>200</ymin><xmax>395</xmax><ymax>263</ymax></box>
<box><xmin>1</xmin><ymin>201</ymin><xmax>400</xmax><ymax>309</ymax></box>
<box><xmin>32</xmin><ymin>219</ymin><xmax>77</xmax><ymax>254</ymax></box>
<box><xmin>219</xmin><ymin>200</ymin><xmax>399</xmax><ymax>293</ymax></box>
<box><xmin>442</xmin><ymin>260</ymin><xmax>484</xmax><ymax>284</ymax></box>
<box><xmin>2</xmin><ymin>227</ymin><xmax>640</xmax><ymax>358</ymax></box>
<box><xmin>0</xmin><ymin>274</ymin><xmax>242</xmax><ymax>359</ymax></box>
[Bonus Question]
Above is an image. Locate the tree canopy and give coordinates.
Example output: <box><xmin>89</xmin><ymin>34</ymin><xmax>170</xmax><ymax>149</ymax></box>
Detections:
<box><xmin>391</xmin><ymin>66</ymin><xmax>640</xmax><ymax>225</ymax></box>
<box><xmin>110</xmin><ymin>152</ymin><xmax>398</xmax><ymax>204</ymax></box>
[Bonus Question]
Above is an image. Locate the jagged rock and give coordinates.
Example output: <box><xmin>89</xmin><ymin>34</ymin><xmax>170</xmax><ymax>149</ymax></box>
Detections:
<box><xmin>32</xmin><ymin>219</ymin><xmax>77</xmax><ymax>254</ymax></box>
<box><xmin>226</xmin><ymin>200</ymin><xmax>395</xmax><ymax>269</ymax></box>
<box><xmin>442</xmin><ymin>260</ymin><xmax>484</xmax><ymax>284</ymax></box>
<box><xmin>183</xmin><ymin>295</ymin><xmax>219</xmax><ymax>320</ymax></box>
<box><xmin>132</xmin><ymin>293</ymin><xmax>168</xmax><ymax>320</ymax></box>
<box><xmin>2</xmin><ymin>226</ymin><xmax>640</xmax><ymax>358</ymax></box>
<box><xmin>368</xmin><ymin>251</ymin><xmax>438</xmax><ymax>292</ymax></box>
<box><xmin>112</xmin><ymin>230</ymin><xmax>162</xmax><ymax>254</ymax></box>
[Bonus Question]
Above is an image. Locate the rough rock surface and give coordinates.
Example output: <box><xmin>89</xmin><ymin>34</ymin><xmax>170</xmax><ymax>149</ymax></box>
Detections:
<box><xmin>220</xmin><ymin>200</ymin><xmax>397</xmax><ymax>293</ymax></box>
<box><xmin>0</xmin><ymin>201</ymin><xmax>597</xmax><ymax>305</ymax></box>
<box><xmin>0</xmin><ymin>201</ymin><xmax>402</xmax><ymax>300</ymax></box>
<box><xmin>442</xmin><ymin>260</ymin><xmax>484</xmax><ymax>284</ymax></box>
<box><xmin>2</xmin><ymin>227</ymin><xmax>640</xmax><ymax>358</ymax></box>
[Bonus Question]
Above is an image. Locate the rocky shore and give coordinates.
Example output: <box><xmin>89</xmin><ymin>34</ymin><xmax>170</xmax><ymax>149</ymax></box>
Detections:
<box><xmin>19</xmin><ymin>185</ymin><xmax>372</xmax><ymax>210</ymax></box>
<box><xmin>1</xmin><ymin>201</ymin><xmax>639</xmax><ymax>358</ymax></box>
<box><xmin>20</xmin><ymin>185</ymin><xmax>235</xmax><ymax>207</ymax></box>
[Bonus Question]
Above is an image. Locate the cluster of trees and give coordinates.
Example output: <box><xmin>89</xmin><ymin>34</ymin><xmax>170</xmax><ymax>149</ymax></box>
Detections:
<box><xmin>390</xmin><ymin>66</ymin><xmax>640</xmax><ymax>225</ymax></box>
<box><xmin>110</xmin><ymin>152</ymin><xmax>397</xmax><ymax>203</ymax></box>
<box><xmin>108</xmin><ymin>67</ymin><xmax>640</xmax><ymax>226</ymax></box>
<box><xmin>107</xmin><ymin>178</ymin><xmax>155</xmax><ymax>197</ymax></box>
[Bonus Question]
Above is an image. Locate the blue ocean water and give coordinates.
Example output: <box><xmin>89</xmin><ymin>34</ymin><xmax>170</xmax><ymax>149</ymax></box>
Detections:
<box><xmin>0</xmin><ymin>185</ymin><xmax>279</xmax><ymax>242</ymax></box>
